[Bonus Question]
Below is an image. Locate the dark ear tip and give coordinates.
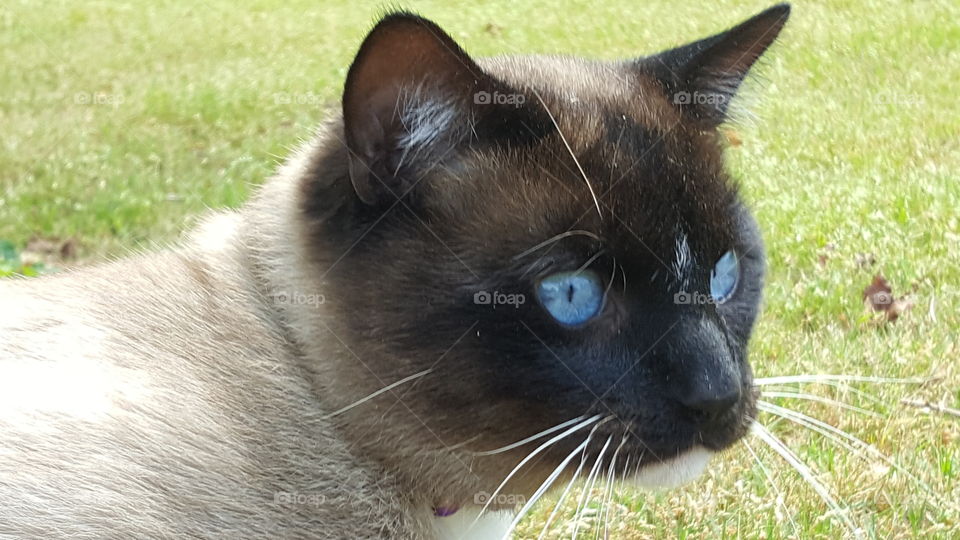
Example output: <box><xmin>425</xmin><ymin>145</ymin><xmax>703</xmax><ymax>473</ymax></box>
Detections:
<box><xmin>375</xmin><ymin>10</ymin><xmax>429</xmax><ymax>27</ymax></box>
<box><xmin>759</xmin><ymin>3</ymin><xmax>791</xmax><ymax>23</ymax></box>
<box><xmin>732</xmin><ymin>4</ymin><xmax>790</xmax><ymax>45</ymax></box>
<box><xmin>370</xmin><ymin>10</ymin><xmax>445</xmax><ymax>37</ymax></box>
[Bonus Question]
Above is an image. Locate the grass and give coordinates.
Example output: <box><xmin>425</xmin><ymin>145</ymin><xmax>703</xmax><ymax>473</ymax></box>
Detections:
<box><xmin>1</xmin><ymin>0</ymin><xmax>958</xmax><ymax>537</ymax></box>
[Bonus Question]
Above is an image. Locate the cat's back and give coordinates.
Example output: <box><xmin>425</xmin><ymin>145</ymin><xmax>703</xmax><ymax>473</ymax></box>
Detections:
<box><xmin>0</xmin><ymin>217</ymin><xmax>262</xmax><ymax>371</ymax></box>
<box><xmin>0</xmin><ymin>214</ymin><xmax>417</xmax><ymax>539</ymax></box>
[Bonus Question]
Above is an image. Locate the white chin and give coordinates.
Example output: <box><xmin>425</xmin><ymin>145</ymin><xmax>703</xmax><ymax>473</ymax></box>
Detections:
<box><xmin>627</xmin><ymin>446</ymin><xmax>714</xmax><ymax>489</ymax></box>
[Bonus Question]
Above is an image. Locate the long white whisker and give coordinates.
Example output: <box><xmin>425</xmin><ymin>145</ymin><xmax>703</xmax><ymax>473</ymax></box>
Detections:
<box><xmin>532</xmin><ymin>89</ymin><xmax>603</xmax><ymax>220</ymax></box>
<box><xmin>757</xmin><ymin>400</ymin><xmax>941</xmax><ymax>502</ymax></box>
<box><xmin>617</xmin><ymin>453</ymin><xmax>633</xmax><ymax>496</ymax></box>
<box><xmin>900</xmin><ymin>398</ymin><xmax>960</xmax><ymax>418</ymax></box>
<box><xmin>742</xmin><ymin>438</ymin><xmax>799</xmax><ymax>535</ymax></box>
<box><xmin>536</xmin><ymin>427</ymin><xmax>595</xmax><ymax>540</ymax></box>
<box><xmin>502</xmin><ymin>436</ymin><xmax>593</xmax><ymax>539</ymax></box>
<box><xmin>760</xmin><ymin>390</ymin><xmax>882</xmax><ymax>418</ymax></box>
<box><xmin>755</xmin><ymin>374</ymin><xmax>928</xmax><ymax>386</ymax></box>
<box><xmin>470</xmin><ymin>415</ymin><xmax>604</xmax><ymax>529</ymax></box>
<box><xmin>471</xmin><ymin>416</ymin><xmax>588</xmax><ymax>456</ymax></box>
<box><xmin>751</xmin><ymin>423</ymin><xmax>859</xmax><ymax>536</ymax></box>
<box><xmin>322</xmin><ymin>368</ymin><xmax>433</xmax><ymax>418</ymax></box>
<box><xmin>762</xmin><ymin>381</ymin><xmax>890</xmax><ymax>411</ymax></box>
<box><xmin>594</xmin><ymin>463</ymin><xmax>610</xmax><ymax>540</ymax></box>
<box><xmin>571</xmin><ymin>435</ymin><xmax>612</xmax><ymax>540</ymax></box>
<box><xmin>599</xmin><ymin>436</ymin><xmax>627</xmax><ymax>540</ymax></box>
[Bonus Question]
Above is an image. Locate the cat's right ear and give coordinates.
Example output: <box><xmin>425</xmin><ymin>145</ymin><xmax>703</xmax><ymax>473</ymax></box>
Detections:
<box><xmin>342</xmin><ymin>13</ymin><xmax>488</xmax><ymax>206</ymax></box>
<box><xmin>639</xmin><ymin>4</ymin><xmax>791</xmax><ymax>126</ymax></box>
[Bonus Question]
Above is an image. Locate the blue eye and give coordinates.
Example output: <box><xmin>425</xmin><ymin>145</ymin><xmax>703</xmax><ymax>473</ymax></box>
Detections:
<box><xmin>537</xmin><ymin>270</ymin><xmax>604</xmax><ymax>326</ymax></box>
<box><xmin>710</xmin><ymin>250</ymin><xmax>740</xmax><ymax>303</ymax></box>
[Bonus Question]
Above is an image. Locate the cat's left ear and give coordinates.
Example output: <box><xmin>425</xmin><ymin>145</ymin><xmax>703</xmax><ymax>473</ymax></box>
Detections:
<box><xmin>639</xmin><ymin>4</ymin><xmax>791</xmax><ymax>125</ymax></box>
<box><xmin>342</xmin><ymin>12</ymin><xmax>488</xmax><ymax>206</ymax></box>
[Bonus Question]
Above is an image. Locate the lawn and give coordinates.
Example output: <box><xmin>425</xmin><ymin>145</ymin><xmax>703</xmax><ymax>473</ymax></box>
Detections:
<box><xmin>1</xmin><ymin>0</ymin><xmax>958</xmax><ymax>537</ymax></box>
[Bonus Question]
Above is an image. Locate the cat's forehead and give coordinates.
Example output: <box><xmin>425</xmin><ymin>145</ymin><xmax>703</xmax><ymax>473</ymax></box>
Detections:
<box><xmin>478</xmin><ymin>54</ymin><xmax>679</xmax><ymax>134</ymax></box>
<box><xmin>454</xmin><ymin>131</ymin><xmax>737</xmax><ymax>276</ymax></box>
<box><xmin>463</xmin><ymin>57</ymin><xmax>736</xmax><ymax>256</ymax></box>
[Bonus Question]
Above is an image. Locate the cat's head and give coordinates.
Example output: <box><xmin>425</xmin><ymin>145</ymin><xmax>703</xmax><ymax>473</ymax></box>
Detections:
<box><xmin>299</xmin><ymin>4</ymin><xmax>788</xmax><ymax>503</ymax></box>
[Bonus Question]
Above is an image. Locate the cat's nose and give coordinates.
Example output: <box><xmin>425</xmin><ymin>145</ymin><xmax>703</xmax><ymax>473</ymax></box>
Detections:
<box><xmin>679</xmin><ymin>379</ymin><xmax>741</xmax><ymax>422</ymax></box>
<box><xmin>663</xmin><ymin>314</ymin><xmax>744</xmax><ymax>424</ymax></box>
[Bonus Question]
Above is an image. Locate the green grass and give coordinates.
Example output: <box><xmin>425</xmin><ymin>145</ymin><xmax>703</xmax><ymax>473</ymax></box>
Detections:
<box><xmin>2</xmin><ymin>0</ymin><xmax>958</xmax><ymax>537</ymax></box>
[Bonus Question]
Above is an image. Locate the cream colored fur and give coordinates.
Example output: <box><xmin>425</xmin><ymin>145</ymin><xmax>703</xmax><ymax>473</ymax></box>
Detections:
<box><xmin>0</xmin><ymin>135</ymin><xmax>455</xmax><ymax>537</ymax></box>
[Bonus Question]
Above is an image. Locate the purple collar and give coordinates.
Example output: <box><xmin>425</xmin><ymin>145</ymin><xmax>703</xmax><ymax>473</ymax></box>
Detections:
<box><xmin>433</xmin><ymin>505</ymin><xmax>459</xmax><ymax>517</ymax></box>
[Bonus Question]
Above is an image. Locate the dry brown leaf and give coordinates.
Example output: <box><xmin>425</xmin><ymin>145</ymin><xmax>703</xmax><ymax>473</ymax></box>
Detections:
<box><xmin>862</xmin><ymin>274</ymin><xmax>913</xmax><ymax>322</ymax></box>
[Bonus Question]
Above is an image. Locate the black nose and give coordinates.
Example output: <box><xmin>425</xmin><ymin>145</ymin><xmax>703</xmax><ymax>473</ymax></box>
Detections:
<box><xmin>664</xmin><ymin>315</ymin><xmax>744</xmax><ymax>425</ymax></box>
<box><xmin>679</xmin><ymin>380</ymin><xmax>741</xmax><ymax>422</ymax></box>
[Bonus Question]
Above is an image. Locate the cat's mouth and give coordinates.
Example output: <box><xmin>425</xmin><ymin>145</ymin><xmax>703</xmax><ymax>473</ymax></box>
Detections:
<box><xmin>569</xmin><ymin>433</ymin><xmax>716</xmax><ymax>485</ymax></box>
<box><xmin>553</xmin><ymin>395</ymin><xmax>757</xmax><ymax>484</ymax></box>
<box><xmin>583</xmin><ymin>395</ymin><xmax>758</xmax><ymax>455</ymax></box>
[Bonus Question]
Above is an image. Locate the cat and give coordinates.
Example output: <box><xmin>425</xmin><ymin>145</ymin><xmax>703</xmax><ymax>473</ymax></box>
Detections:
<box><xmin>0</xmin><ymin>4</ymin><xmax>789</xmax><ymax>539</ymax></box>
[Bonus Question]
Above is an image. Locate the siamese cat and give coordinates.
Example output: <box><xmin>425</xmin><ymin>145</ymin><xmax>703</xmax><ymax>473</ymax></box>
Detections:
<box><xmin>0</xmin><ymin>4</ymin><xmax>790</xmax><ymax>539</ymax></box>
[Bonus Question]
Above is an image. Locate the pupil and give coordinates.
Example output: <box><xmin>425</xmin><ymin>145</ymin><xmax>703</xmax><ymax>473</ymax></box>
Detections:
<box><xmin>566</xmin><ymin>284</ymin><xmax>576</xmax><ymax>303</ymax></box>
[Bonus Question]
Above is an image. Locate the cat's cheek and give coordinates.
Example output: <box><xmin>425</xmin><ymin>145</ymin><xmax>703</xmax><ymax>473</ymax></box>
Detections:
<box><xmin>627</xmin><ymin>446</ymin><xmax>714</xmax><ymax>489</ymax></box>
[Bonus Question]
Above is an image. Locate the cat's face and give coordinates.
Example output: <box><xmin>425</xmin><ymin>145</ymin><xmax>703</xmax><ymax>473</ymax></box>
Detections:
<box><xmin>304</xmin><ymin>5</ymin><xmax>788</xmax><ymax>495</ymax></box>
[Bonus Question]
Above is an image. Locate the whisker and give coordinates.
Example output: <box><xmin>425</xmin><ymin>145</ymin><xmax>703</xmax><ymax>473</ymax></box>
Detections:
<box><xmin>617</xmin><ymin>453</ymin><xmax>634</xmax><ymax>495</ymax></box>
<box><xmin>757</xmin><ymin>400</ymin><xmax>941</xmax><ymax>503</ymax></box>
<box><xmin>502</xmin><ymin>435</ymin><xmax>593</xmax><ymax>538</ymax></box>
<box><xmin>755</xmin><ymin>374</ymin><xmax>928</xmax><ymax>386</ymax></box>
<box><xmin>760</xmin><ymin>390</ymin><xmax>882</xmax><ymax>418</ymax></box>
<box><xmin>575</xmin><ymin>250</ymin><xmax>606</xmax><ymax>275</ymax></box>
<box><xmin>571</xmin><ymin>436</ymin><xmax>612</xmax><ymax>540</ymax></box>
<box><xmin>601</xmin><ymin>260</ymin><xmax>617</xmax><ymax>307</ymax></box>
<box><xmin>322</xmin><ymin>368</ymin><xmax>433</xmax><ymax>419</ymax></box>
<box><xmin>599</xmin><ymin>436</ymin><xmax>628</xmax><ymax>539</ymax></box>
<box><xmin>760</xmin><ymin>381</ymin><xmax>890</xmax><ymax>411</ymax></box>
<box><xmin>900</xmin><ymin>398</ymin><xmax>960</xmax><ymax>418</ymax></box>
<box><xmin>512</xmin><ymin>230</ymin><xmax>602</xmax><ymax>261</ymax></box>
<box><xmin>617</xmin><ymin>260</ymin><xmax>627</xmax><ymax>295</ymax></box>
<box><xmin>742</xmin><ymin>438</ymin><xmax>799</xmax><ymax>535</ymax></box>
<box><xmin>751</xmin><ymin>423</ymin><xmax>860</xmax><ymax>536</ymax></box>
<box><xmin>532</xmin><ymin>89</ymin><xmax>603</xmax><ymax>221</ymax></box>
<box><xmin>471</xmin><ymin>416</ymin><xmax>588</xmax><ymax>456</ymax></box>
<box><xmin>592</xmin><ymin>463</ymin><xmax>610</xmax><ymax>540</ymax></box>
<box><xmin>470</xmin><ymin>415</ymin><xmax>604</xmax><ymax>529</ymax></box>
<box><xmin>536</xmin><ymin>426</ymin><xmax>595</xmax><ymax>539</ymax></box>
<box><xmin>609</xmin><ymin>451</ymin><xmax>638</xmax><ymax>537</ymax></box>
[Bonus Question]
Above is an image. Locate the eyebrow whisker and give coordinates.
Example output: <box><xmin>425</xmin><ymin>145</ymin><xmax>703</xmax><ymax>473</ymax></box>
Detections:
<box><xmin>532</xmin><ymin>89</ymin><xmax>603</xmax><ymax>221</ymax></box>
<box><xmin>513</xmin><ymin>229</ymin><xmax>602</xmax><ymax>261</ymax></box>
<box><xmin>575</xmin><ymin>250</ymin><xmax>606</xmax><ymax>275</ymax></box>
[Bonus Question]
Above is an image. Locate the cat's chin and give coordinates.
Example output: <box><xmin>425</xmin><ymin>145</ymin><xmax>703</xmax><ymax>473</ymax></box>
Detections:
<box><xmin>626</xmin><ymin>446</ymin><xmax>714</xmax><ymax>490</ymax></box>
